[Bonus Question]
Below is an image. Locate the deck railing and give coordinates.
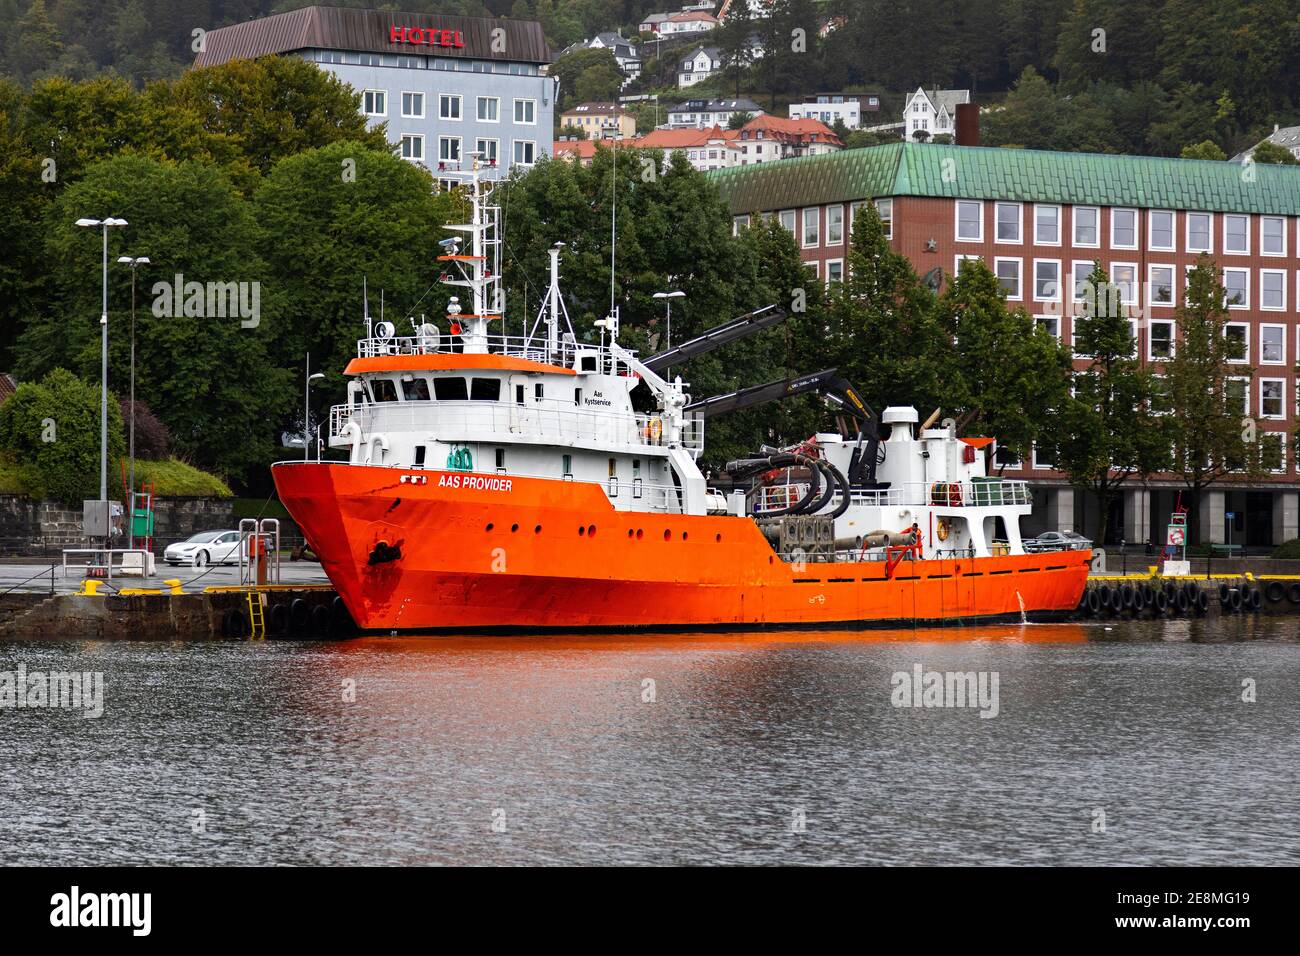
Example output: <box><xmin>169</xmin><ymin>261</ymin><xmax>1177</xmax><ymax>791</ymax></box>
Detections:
<box><xmin>751</xmin><ymin>478</ymin><xmax>1032</xmax><ymax>515</ymax></box>
<box><xmin>329</xmin><ymin>400</ymin><xmax>704</xmax><ymax>453</ymax></box>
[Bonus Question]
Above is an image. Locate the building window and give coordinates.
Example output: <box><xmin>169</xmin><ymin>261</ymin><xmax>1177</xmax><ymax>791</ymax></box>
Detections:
<box><xmin>1033</xmin><ymin>259</ymin><xmax>1060</xmax><ymax>301</ymax></box>
<box><xmin>476</xmin><ymin>138</ymin><xmax>499</xmax><ymax>163</ymax></box>
<box><xmin>1145</xmin><ymin>264</ymin><xmax>1173</xmax><ymax>307</ymax></box>
<box><xmin>1186</xmin><ymin>212</ymin><xmax>1212</xmax><ymax>253</ymax></box>
<box><xmin>1261</xmin><ymin>378</ymin><xmax>1285</xmax><ymax>419</ymax></box>
<box><xmin>802</xmin><ymin>207</ymin><xmax>820</xmax><ymax>247</ymax></box>
<box><xmin>401</xmin><ymin>92</ymin><xmax>424</xmax><ymax>118</ymax></box>
<box><xmin>363</xmin><ymin>90</ymin><xmax>386</xmax><ymax>116</ymax></box>
<box><xmin>826</xmin><ymin>259</ymin><xmax>844</xmax><ymax>283</ymax></box>
<box><xmin>1149</xmin><ymin>210</ymin><xmax>1175</xmax><ymax>251</ymax></box>
<box><xmin>1261</xmin><ymin>268</ymin><xmax>1286</xmax><ymax>310</ymax></box>
<box><xmin>1260</xmin><ymin>432</ymin><xmax>1285</xmax><ymax>473</ymax></box>
<box><xmin>779</xmin><ymin>209</ymin><xmax>796</xmax><ymax>234</ymax></box>
<box><xmin>1223</xmin><ymin>213</ymin><xmax>1249</xmax><ymax>254</ymax></box>
<box><xmin>1111</xmin><ymin>208</ymin><xmax>1137</xmax><ymax>249</ymax></box>
<box><xmin>1223</xmin><ymin>267</ymin><xmax>1249</xmax><ymax>308</ymax></box>
<box><xmin>1031</xmin><ymin>444</ymin><xmax>1055</xmax><ymax>470</ymax></box>
<box><xmin>826</xmin><ymin>205</ymin><xmax>844</xmax><ymax>245</ymax></box>
<box><xmin>513</xmin><ymin>99</ymin><xmax>536</xmax><ymax>124</ymax></box>
<box><xmin>955</xmin><ymin>200</ymin><xmax>983</xmax><ymax>242</ymax></box>
<box><xmin>400</xmin><ymin>134</ymin><xmax>424</xmax><ymax>161</ymax></box>
<box><xmin>1073</xmin><ymin>206</ymin><xmax>1099</xmax><ymax>247</ymax></box>
<box><xmin>1261</xmin><ymin>324</ymin><xmax>1286</xmax><ymax>364</ymax></box>
<box><xmin>1071</xmin><ymin>261</ymin><xmax>1094</xmax><ymax>302</ymax></box>
<box><xmin>439</xmin><ymin>136</ymin><xmax>461</xmax><ymax>163</ymax></box>
<box><xmin>1224</xmin><ymin>323</ymin><xmax>1249</xmax><ymax>362</ymax></box>
<box><xmin>874</xmin><ymin>198</ymin><xmax>892</xmax><ymax>238</ymax></box>
<box><xmin>1149</xmin><ymin>320</ymin><xmax>1174</xmax><ymax>359</ymax></box>
<box><xmin>955</xmin><ymin>254</ymin><xmax>982</xmax><ymax>275</ymax></box>
<box><xmin>477</xmin><ymin>96</ymin><xmax>500</xmax><ymax>122</ymax></box>
<box><xmin>994</xmin><ymin>258</ymin><xmax>1021</xmax><ymax>299</ymax></box>
<box><xmin>1227</xmin><ymin>377</ymin><xmax>1249</xmax><ymax>415</ymax></box>
<box><xmin>1262</xmin><ymin>216</ymin><xmax>1287</xmax><ymax>256</ymax></box>
<box><xmin>1111</xmin><ymin>263</ymin><xmax>1137</xmax><ymax>305</ymax></box>
<box><xmin>1034</xmin><ymin>204</ymin><xmax>1060</xmax><ymax>245</ymax></box>
<box><xmin>732</xmin><ymin>214</ymin><xmax>750</xmax><ymax>235</ymax></box>
<box><xmin>995</xmin><ymin>202</ymin><xmax>1022</xmax><ymax>243</ymax></box>
<box><xmin>439</xmin><ymin>94</ymin><xmax>461</xmax><ymax>120</ymax></box>
<box><xmin>512</xmin><ymin>140</ymin><xmax>536</xmax><ymax>165</ymax></box>
<box><xmin>1035</xmin><ymin>316</ymin><xmax>1060</xmax><ymax>339</ymax></box>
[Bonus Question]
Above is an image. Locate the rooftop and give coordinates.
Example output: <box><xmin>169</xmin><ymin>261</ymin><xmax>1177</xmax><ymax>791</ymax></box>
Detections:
<box><xmin>192</xmin><ymin>4</ymin><xmax>551</xmax><ymax>68</ymax></box>
<box><xmin>709</xmin><ymin>142</ymin><xmax>1300</xmax><ymax>216</ymax></box>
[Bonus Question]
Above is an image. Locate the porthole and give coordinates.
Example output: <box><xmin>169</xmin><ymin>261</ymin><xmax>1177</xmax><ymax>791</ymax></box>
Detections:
<box><xmin>485</xmin><ymin>523</ymin><xmax>494</xmax><ymax>532</ymax></box>
<box><xmin>587</xmin><ymin>524</ymin><xmax>596</xmax><ymax>537</ymax></box>
<box><xmin>627</xmin><ymin>529</ymin><xmax>634</xmax><ymax>539</ymax></box>
<box><xmin>682</xmin><ymin>532</ymin><xmax>688</xmax><ymax>541</ymax></box>
<box><xmin>636</xmin><ymin>529</ymin><xmax>643</xmax><ymax>539</ymax></box>
<box><xmin>578</xmin><ymin>526</ymin><xmax>586</xmax><ymax>536</ymax></box>
<box><xmin>715</xmin><ymin>533</ymin><xmax>722</xmax><ymax>542</ymax></box>
<box><xmin>663</xmin><ymin>529</ymin><xmax>671</xmax><ymax>541</ymax></box>
<box><xmin>511</xmin><ymin>523</ymin><xmax>519</xmax><ymax>533</ymax></box>
<box><xmin>534</xmin><ymin>524</ymin><xmax>542</xmax><ymax>534</ymax></box>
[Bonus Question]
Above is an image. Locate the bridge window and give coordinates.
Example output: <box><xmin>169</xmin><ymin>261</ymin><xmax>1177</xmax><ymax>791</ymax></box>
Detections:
<box><xmin>372</xmin><ymin>378</ymin><xmax>398</xmax><ymax>402</ymax></box>
<box><xmin>433</xmin><ymin>377</ymin><xmax>468</xmax><ymax>401</ymax></box>
<box><xmin>535</xmin><ymin>383</ymin><xmax>544</xmax><ymax>401</ymax></box>
<box><xmin>414</xmin><ymin>445</ymin><xmax>426</xmax><ymax>467</ymax></box>
<box><xmin>401</xmin><ymin>376</ymin><xmax>430</xmax><ymax>401</ymax></box>
<box><xmin>470</xmin><ymin>377</ymin><xmax>501</xmax><ymax>401</ymax></box>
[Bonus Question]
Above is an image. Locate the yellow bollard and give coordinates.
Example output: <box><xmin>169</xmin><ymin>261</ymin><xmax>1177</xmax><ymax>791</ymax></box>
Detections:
<box><xmin>77</xmin><ymin>579</ymin><xmax>103</xmax><ymax>596</ymax></box>
<box><xmin>163</xmin><ymin>579</ymin><xmax>184</xmax><ymax>595</ymax></box>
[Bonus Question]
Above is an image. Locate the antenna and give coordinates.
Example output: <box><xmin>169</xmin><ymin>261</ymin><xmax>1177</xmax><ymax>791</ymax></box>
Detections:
<box><xmin>363</xmin><ymin>276</ymin><xmax>372</xmax><ymax>339</ymax></box>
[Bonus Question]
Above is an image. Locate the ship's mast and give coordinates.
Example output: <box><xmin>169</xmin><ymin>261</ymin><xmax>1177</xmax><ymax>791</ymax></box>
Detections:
<box><xmin>439</xmin><ymin>155</ymin><xmax>502</xmax><ymax>354</ymax></box>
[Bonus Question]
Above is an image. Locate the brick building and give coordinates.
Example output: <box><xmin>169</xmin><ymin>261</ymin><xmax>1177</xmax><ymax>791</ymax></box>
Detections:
<box><xmin>711</xmin><ymin>142</ymin><xmax>1300</xmax><ymax>548</ymax></box>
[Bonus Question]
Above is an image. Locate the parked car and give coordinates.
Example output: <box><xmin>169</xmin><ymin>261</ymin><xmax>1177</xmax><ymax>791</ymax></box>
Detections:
<box><xmin>163</xmin><ymin>530</ymin><xmax>244</xmax><ymax>567</ymax></box>
<box><xmin>1025</xmin><ymin>530</ymin><xmax>1092</xmax><ymax>551</ymax></box>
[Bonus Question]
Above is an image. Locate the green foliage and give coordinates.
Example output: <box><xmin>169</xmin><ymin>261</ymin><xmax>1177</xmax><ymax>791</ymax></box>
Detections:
<box><xmin>133</xmin><ymin>457</ymin><xmax>233</xmax><ymax>497</ymax></box>
<box><xmin>549</xmin><ymin>47</ymin><xmax>623</xmax><ymax>113</ymax></box>
<box><xmin>825</xmin><ymin>206</ymin><xmax>950</xmax><ymax>416</ymax></box>
<box><xmin>1270</xmin><ymin>538</ymin><xmax>1300</xmax><ymax>559</ymax></box>
<box><xmin>1041</xmin><ymin>264</ymin><xmax>1171</xmax><ymax>542</ymax></box>
<box><xmin>1163</xmin><ymin>257</ymin><xmax>1265</xmax><ymax>534</ymax></box>
<box><xmin>936</xmin><ymin>259</ymin><xmax>1072</xmax><ymax>461</ymax></box>
<box><xmin>14</xmin><ymin>154</ymin><xmax>291</xmax><ymax>480</ymax></box>
<box><xmin>252</xmin><ymin>141</ymin><xmax>461</xmax><ymax>386</ymax></box>
<box><xmin>0</xmin><ymin>368</ymin><xmax>124</xmax><ymax>504</ymax></box>
<box><xmin>1249</xmin><ymin>140</ymin><xmax>1300</xmax><ymax>165</ymax></box>
<box><xmin>1181</xmin><ymin>140</ymin><xmax>1227</xmax><ymax>161</ymax></box>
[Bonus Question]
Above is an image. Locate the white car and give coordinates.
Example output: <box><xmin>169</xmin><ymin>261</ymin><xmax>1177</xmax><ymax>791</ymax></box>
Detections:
<box><xmin>163</xmin><ymin>530</ymin><xmax>244</xmax><ymax>567</ymax></box>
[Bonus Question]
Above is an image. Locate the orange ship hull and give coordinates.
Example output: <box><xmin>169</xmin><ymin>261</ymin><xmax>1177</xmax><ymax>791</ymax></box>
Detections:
<box><xmin>273</xmin><ymin>462</ymin><xmax>1091</xmax><ymax>633</ymax></box>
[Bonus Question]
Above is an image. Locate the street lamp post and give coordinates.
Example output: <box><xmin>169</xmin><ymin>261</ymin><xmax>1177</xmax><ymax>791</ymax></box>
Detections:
<box><xmin>305</xmin><ymin>356</ymin><xmax>325</xmax><ymax>461</ymax></box>
<box><xmin>652</xmin><ymin>290</ymin><xmax>685</xmax><ymax>376</ymax></box>
<box><xmin>116</xmin><ymin>254</ymin><xmax>150</xmax><ymax>550</ymax></box>
<box><xmin>75</xmin><ymin>217</ymin><xmax>128</xmax><ymax>550</ymax></box>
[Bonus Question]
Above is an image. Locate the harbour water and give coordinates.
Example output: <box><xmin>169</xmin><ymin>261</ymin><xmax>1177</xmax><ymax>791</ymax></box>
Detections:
<box><xmin>2</xmin><ymin>617</ymin><xmax>1297</xmax><ymax>866</ymax></box>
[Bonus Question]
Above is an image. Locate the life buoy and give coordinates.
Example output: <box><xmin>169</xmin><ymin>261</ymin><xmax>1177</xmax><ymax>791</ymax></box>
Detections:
<box><xmin>644</xmin><ymin>419</ymin><xmax>663</xmax><ymax>443</ymax></box>
<box><xmin>936</xmin><ymin>518</ymin><xmax>950</xmax><ymax>541</ymax></box>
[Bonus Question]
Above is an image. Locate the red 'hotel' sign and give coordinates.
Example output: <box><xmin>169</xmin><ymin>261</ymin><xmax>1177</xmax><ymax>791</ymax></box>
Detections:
<box><xmin>389</xmin><ymin>26</ymin><xmax>466</xmax><ymax>48</ymax></box>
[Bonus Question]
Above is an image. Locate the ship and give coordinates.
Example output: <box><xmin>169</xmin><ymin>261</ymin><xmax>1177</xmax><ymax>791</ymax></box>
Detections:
<box><xmin>272</xmin><ymin>157</ymin><xmax>1091</xmax><ymax>633</ymax></box>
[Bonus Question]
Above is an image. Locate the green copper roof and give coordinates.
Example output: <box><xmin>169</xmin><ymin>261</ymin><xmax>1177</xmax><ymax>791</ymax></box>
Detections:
<box><xmin>709</xmin><ymin>143</ymin><xmax>1300</xmax><ymax>216</ymax></box>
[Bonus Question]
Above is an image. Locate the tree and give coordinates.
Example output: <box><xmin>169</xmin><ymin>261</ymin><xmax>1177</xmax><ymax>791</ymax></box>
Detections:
<box><xmin>1162</xmin><ymin>257</ymin><xmax>1264</xmax><ymax>542</ymax></box>
<box><xmin>252</xmin><ymin>141</ymin><xmax>463</xmax><ymax>389</ymax></box>
<box><xmin>1249</xmin><ymin>140</ymin><xmax>1300</xmax><ymax>165</ymax></box>
<box><xmin>549</xmin><ymin>47</ymin><xmax>623</xmax><ymax>113</ymax></box>
<box><xmin>982</xmin><ymin>66</ymin><xmax>1063</xmax><ymax>149</ymax></box>
<box><xmin>15</xmin><ymin>154</ymin><xmax>291</xmax><ymax>482</ymax></box>
<box><xmin>824</xmin><ymin>205</ymin><xmax>951</xmax><ymax>417</ymax></box>
<box><xmin>727</xmin><ymin>111</ymin><xmax>754</xmax><ymax>130</ymax></box>
<box><xmin>1181</xmin><ymin>139</ymin><xmax>1227</xmax><ymax>161</ymax></box>
<box><xmin>0</xmin><ymin>368</ymin><xmax>124</xmax><ymax>504</ymax></box>
<box><xmin>937</xmin><ymin>259</ymin><xmax>1071</xmax><ymax>462</ymax></box>
<box><xmin>1043</xmin><ymin>264</ymin><xmax>1171</xmax><ymax>544</ymax></box>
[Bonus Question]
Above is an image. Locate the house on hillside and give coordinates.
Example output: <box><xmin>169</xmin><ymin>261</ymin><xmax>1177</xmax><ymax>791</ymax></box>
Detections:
<box><xmin>562</xmin><ymin>33</ymin><xmax>642</xmax><ymax>84</ymax></box>
<box><xmin>902</xmin><ymin>87</ymin><xmax>969</xmax><ymax>141</ymax></box>
<box><xmin>1233</xmin><ymin>124</ymin><xmax>1300</xmax><ymax>163</ymax></box>
<box><xmin>677</xmin><ymin>45</ymin><xmax>722</xmax><ymax>88</ymax></box>
<box><xmin>560</xmin><ymin>102</ymin><xmax>637</xmax><ymax>139</ymax></box>
<box><xmin>667</xmin><ymin>97</ymin><xmax>764</xmax><ymax>129</ymax></box>
<box><xmin>734</xmin><ymin>115</ymin><xmax>842</xmax><ymax>164</ymax></box>
<box><xmin>789</xmin><ymin>94</ymin><xmax>880</xmax><ymax>131</ymax></box>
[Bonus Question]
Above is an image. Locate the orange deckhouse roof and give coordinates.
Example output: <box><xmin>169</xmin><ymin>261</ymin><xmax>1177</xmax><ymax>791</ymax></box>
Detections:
<box><xmin>345</xmin><ymin>354</ymin><xmax>575</xmax><ymax>376</ymax></box>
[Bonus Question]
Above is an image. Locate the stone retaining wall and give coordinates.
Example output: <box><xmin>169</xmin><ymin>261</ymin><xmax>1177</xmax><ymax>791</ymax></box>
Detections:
<box><xmin>0</xmin><ymin>495</ymin><xmax>239</xmax><ymax>557</ymax></box>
